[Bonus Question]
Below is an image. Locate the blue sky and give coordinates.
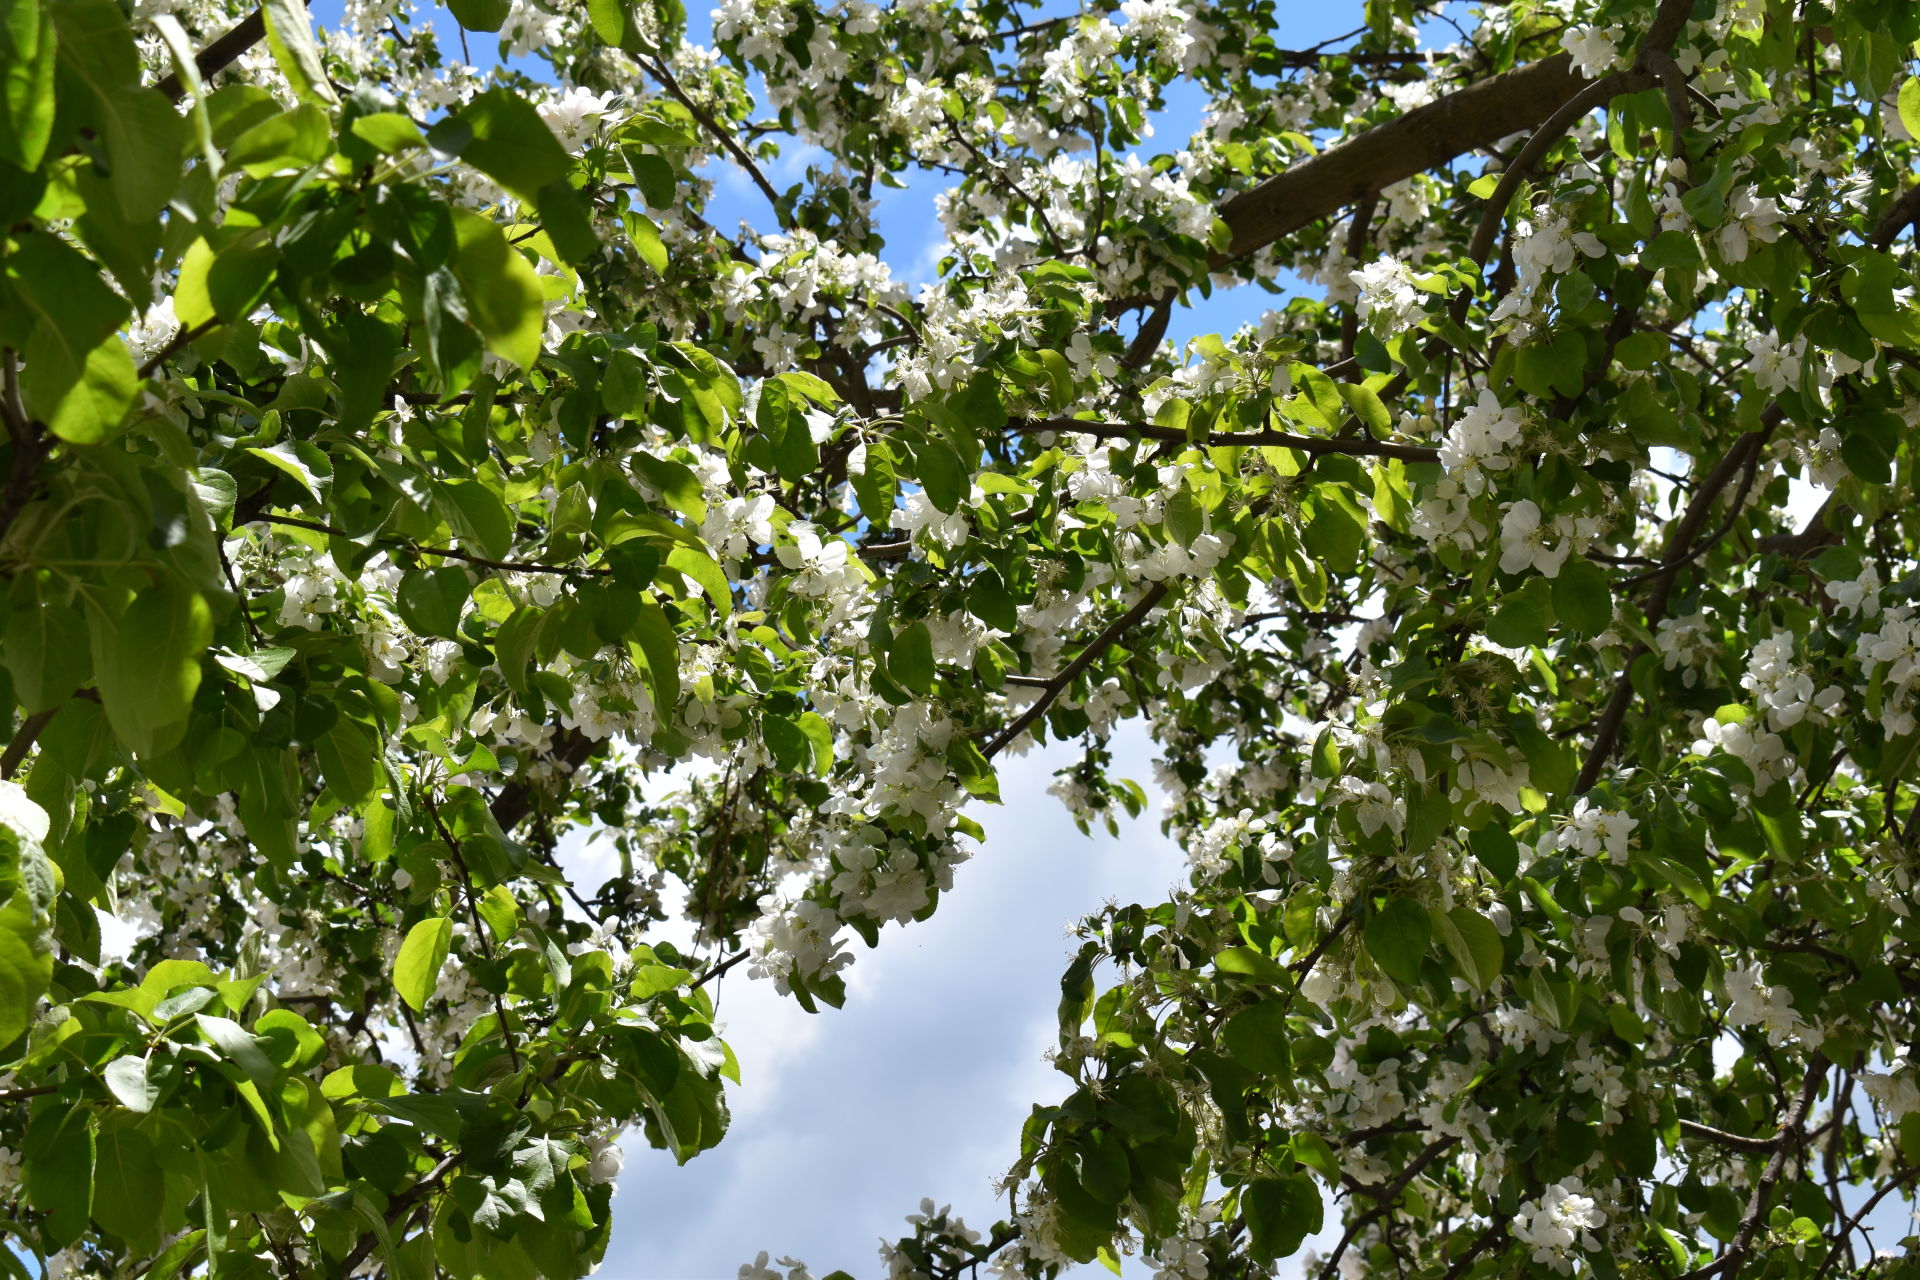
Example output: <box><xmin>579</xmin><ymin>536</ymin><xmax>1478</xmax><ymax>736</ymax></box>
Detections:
<box><xmin>596</xmin><ymin>726</ymin><xmax>1205</xmax><ymax>1279</ymax></box>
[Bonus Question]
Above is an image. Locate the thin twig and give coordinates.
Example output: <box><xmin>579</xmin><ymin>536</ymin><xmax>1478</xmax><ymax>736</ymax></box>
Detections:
<box><xmin>985</xmin><ymin>583</ymin><xmax>1169</xmax><ymax>758</ymax></box>
<box><xmin>137</xmin><ymin>319</ymin><xmax>220</xmax><ymax>380</ymax></box>
<box><xmin>690</xmin><ymin>948</ymin><xmax>750</xmax><ymax>990</ymax></box>
<box><xmin>641</xmin><ymin>55</ymin><xmax>785</xmax><ymax>218</ymax></box>
<box><xmin>0</xmin><ymin>708</ymin><xmax>57</xmax><ymax>781</ymax></box>
<box><xmin>1011</xmin><ymin>416</ymin><xmax>1439</xmax><ymax>462</ymax></box>
<box><xmin>1676</xmin><ymin>1118</ymin><xmax>1780</xmax><ymax>1155</ymax></box>
<box><xmin>1315</xmin><ymin>1135</ymin><xmax>1462</xmax><ymax>1280</ymax></box>
<box><xmin>424</xmin><ymin>795</ymin><xmax>522</xmax><ymax>1076</ymax></box>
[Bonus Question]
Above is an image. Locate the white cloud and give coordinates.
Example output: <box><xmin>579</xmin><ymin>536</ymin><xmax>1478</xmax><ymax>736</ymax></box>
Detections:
<box><xmin>606</xmin><ymin>724</ymin><xmax>1186</xmax><ymax>1278</ymax></box>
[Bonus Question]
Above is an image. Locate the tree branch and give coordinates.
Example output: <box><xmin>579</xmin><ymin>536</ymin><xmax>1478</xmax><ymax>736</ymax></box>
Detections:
<box><xmin>641</xmin><ymin>55</ymin><xmax>785</xmax><ymax>220</ymax></box>
<box><xmin>1676</xmin><ymin>1118</ymin><xmax>1781</xmax><ymax>1155</ymax></box>
<box><xmin>1010</xmin><ymin>416</ymin><xmax>1439</xmax><ymax>462</ymax></box>
<box><xmin>1810</xmin><ymin>1163</ymin><xmax>1919</xmax><ymax>1280</ymax></box>
<box><xmin>1</xmin><ymin>708</ymin><xmax>58</xmax><ymax>781</ymax></box>
<box><xmin>1681</xmin><ymin>1056</ymin><xmax>1828</xmax><ymax>1280</ymax></box>
<box><xmin>424</xmin><ymin>794</ymin><xmax>521</xmax><ymax>1076</ymax></box>
<box><xmin>155</xmin><ymin>7</ymin><xmax>267</xmax><ymax>103</ymax></box>
<box><xmin>1314</xmin><ymin>1135</ymin><xmax>1461</xmax><ymax>1280</ymax></box>
<box><xmin>1218</xmin><ymin>54</ymin><xmax>1589</xmax><ymax>262</ymax></box>
<box><xmin>985</xmin><ymin>583</ymin><xmax>1170</xmax><ymax>758</ymax></box>
<box><xmin>1465</xmin><ymin>69</ymin><xmax>1650</xmax><ymax>269</ymax></box>
<box><xmin>1573</xmin><ymin>420</ymin><xmax>1774</xmax><ymax>793</ymax></box>
<box><xmin>0</xmin><ymin>349</ymin><xmax>47</xmax><ymax>547</ymax></box>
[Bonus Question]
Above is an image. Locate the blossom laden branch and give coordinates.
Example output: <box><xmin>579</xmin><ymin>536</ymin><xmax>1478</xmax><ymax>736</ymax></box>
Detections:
<box><xmin>984</xmin><ymin>583</ymin><xmax>1170</xmax><ymax>758</ymax></box>
<box><xmin>1012</xmin><ymin>416</ymin><xmax>1440</xmax><ymax>462</ymax></box>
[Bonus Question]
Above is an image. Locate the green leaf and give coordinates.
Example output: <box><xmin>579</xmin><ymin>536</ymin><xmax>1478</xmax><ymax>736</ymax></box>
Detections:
<box><xmin>1467</xmin><ymin>822</ymin><xmax>1519</xmax><ymax>883</ymax></box>
<box><xmin>34</xmin><ymin>333</ymin><xmax>136</xmax><ymax>445</ymax></box>
<box><xmin>586</xmin><ymin>0</ymin><xmax>629</xmax><ymax>44</ymax></box>
<box><xmin>1164</xmin><ymin>485</ymin><xmax>1203</xmax><ymax>547</ymax></box>
<box><xmin>535</xmin><ymin>178</ymin><xmax>600</xmax><ymax>264</ymax></box>
<box><xmin>89</xmin><ymin>577</ymin><xmax>211</xmax><ymax>757</ymax></box>
<box><xmin>195</xmin><ymin>1013</ymin><xmax>279</xmax><ymax>1089</ymax></box>
<box><xmin>92</xmin><ymin>1118</ymin><xmax>164</xmax><ymax>1245</ymax></box>
<box><xmin>316</xmin><ymin>716</ymin><xmax>381</xmax><ymax>807</ymax></box>
<box><xmin>631</xmin><ymin>452</ymin><xmax>708</xmax><ymax>522</ymax></box>
<box><xmin>441</xmin><ymin>479</ymin><xmax>514</xmax><ymax>561</ymax></box>
<box><xmin>1607</xmin><ymin>1003</ymin><xmax>1646</xmax><ymax>1044</ymax></box>
<box><xmin>450</xmin><ymin>207</ymin><xmax>545</xmax><ymax>369</ymax></box>
<box><xmin>1487</xmin><ymin>577</ymin><xmax>1556</xmax><ymax>648</ymax></box>
<box><xmin>263</xmin><ymin>0</ymin><xmax>338</xmax><ymax>105</ymax></box>
<box><xmin>174</xmin><ymin>231</ymin><xmax>279</xmax><ymax>327</ymax></box>
<box><xmin>225</xmin><ymin>101</ymin><xmax>330</xmax><ymax>176</ymax></box>
<box><xmin>0</xmin><ymin>881</ymin><xmax>51</xmax><ymax>1051</ymax></box>
<box><xmin>795</xmin><ymin>711</ymin><xmax>834</xmax><ymax>774</ymax></box>
<box><xmin>0</xmin><ymin>0</ymin><xmax>57</xmax><ymax>170</ymax></box>
<box><xmin>1222</xmin><ymin>1001</ymin><xmax>1291</xmax><ymax>1075</ymax></box>
<box><xmin>103</xmin><ymin>1054</ymin><xmax>159</xmax><ymax>1112</ymax></box>
<box><xmin>6</xmin><ymin>232</ymin><xmax>136</xmax><ymax>443</ymax></box>
<box><xmin>1243</xmin><ymin>1174</ymin><xmax>1322</xmax><ymax>1262</ymax></box>
<box><xmin>1551</xmin><ymin>555</ymin><xmax>1613</xmax><ymax>639</ymax></box>
<box><xmin>1215</xmin><ymin>945</ymin><xmax>1289</xmax><ymax>984</ymax></box>
<box><xmin>396</xmin><ymin>567</ymin><xmax>472</xmax><ymax>639</ymax></box>
<box><xmin>447</xmin><ymin>0</ymin><xmax>513</xmax><ymax>31</ymax></box>
<box><xmin>24</xmin><ymin>1106</ymin><xmax>93</xmax><ymax>1247</ymax></box>
<box><xmin>476</xmin><ymin>883</ymin><xmax>520</xmax><ymax>943</ymax></box>
<box><xmin>1364</xmin><ymin>897</ymin><xmax>1430</xmax><ymax>987</ymax></box>
<box><xmin>1431</xmin><ymin>906</ymin><xmax>1503</xmax><ymax>990</ymax></box>
<box><xmin>1900</xmin><ymin>77</ymin><xmax>1920</xmax><ymax>143</ymax></box>
<box><xmin>429</xmin><ymin>88</ymin><xmax>572</xmax><ymax>201</ymax></box>
<box><xmin>889</xmin><ymin>619</ymin><xmax>936</xmax><ymax>696</ymax></box>
<box><xmin>913</xmin><ymin>436</ymin><xmax>969</xmax><ymax>514</ymax></box>
<box><xmin>664</xmin><ymin>545</ymin><xmax>732</xmax><ymax>618</ymax></box>
<box><xmin>627</xmin><ymin>600</ymin><xmax>681</xmax><ymax>712</ymax></box>
<box><xmin>396</xmin><ymin>916</ymin><xmax>453</xmax><ymax>1012</ymax></box>
<box><xmin>351</xmin><ymin>110</ymin><xmax>427</xmax><ymax>153</ymax></box>
<box><xmin>1337</xmin><ymin>381</ymin><xmax>1392</xmax><ymax>435</ymax></box>
<box><xmin>756</xmin><ymin>378</ymin><xmax>818</xmax><ymax>481</ymax></box>
<box><xmin>246</xmin><ymin>440</ymin><xmax>332</xmax><ymax>502</ymax></box>
<box><xmin>51</xmin><ymin>0</ymin><xmax>184</xmax><ymax>221</ymax></box>
<box><xmin>1508</xmin><ymin>712</ymin><xmax>1574</xmax><ymax>797</ymax></box>
<box><xmin>141</xmin><ymin>1230</ymin><xmax>206</xmax><ymax>1280</ymax></box>
<box><xmin>627</xmin><ymin>211</ymin><xmax>669</xmax><ymax>273</ymax></box>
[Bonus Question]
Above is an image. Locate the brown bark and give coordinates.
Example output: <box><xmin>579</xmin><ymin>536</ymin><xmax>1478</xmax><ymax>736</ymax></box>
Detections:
<box><xmin>1217</xmin><ymin>53</ymin><xmax>1590</xmax><ymax>262</ymax></box>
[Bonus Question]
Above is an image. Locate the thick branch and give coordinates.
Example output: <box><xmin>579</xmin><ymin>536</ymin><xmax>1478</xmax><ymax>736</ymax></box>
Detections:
<box><xmin>155</xmin><ymin>7</ymin><xmax>266</xmax><ymax>103</ymax></box>
<box><xmin>489</xmin><ymin>730</ymin><xmax>597</xmax><ymax>833</ymax></box>
<box><xmin>1218</xmin><ymin>54</ymin><xmax>1589</xmax><ymax>262</ymax></box>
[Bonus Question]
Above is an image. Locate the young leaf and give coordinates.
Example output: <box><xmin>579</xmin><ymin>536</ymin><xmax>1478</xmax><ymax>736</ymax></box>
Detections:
<box><xmin>263</xmin><ymin>0</ymin><xmax>338</xmax><ymax>105</ymax></box>
<box><xmin>1364</xmin><ymin>897</ymin><xmax>1431</xmax><ymax>987</ymax></box>
<box><xmin>395</xmin><ymin>916</ymin><xmax>453</xmax><ymax>1012</ymax></box>
<box><xmin>0</xmin><ymin>0</ymin><xmax>57</xmax><ymax>170</ymax></box>
<box><xmin>89</xmin><ymin>578</ymin><xmax>211</xmax><ymax>757</ymax></box>
<box><xmin>1550</xmin><ymin>555</ymin><xmax>1613</xmax><ymax>639</ymax></box>
<box><xmin>103</xmin><ymin>1055</ymin><xmax>159</xmax><ymax>1112</ymax></box>
<box><xmin>429</xmin><ymin>89</ymin><xmax>572</xmax><ymax>201</ymax></box>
